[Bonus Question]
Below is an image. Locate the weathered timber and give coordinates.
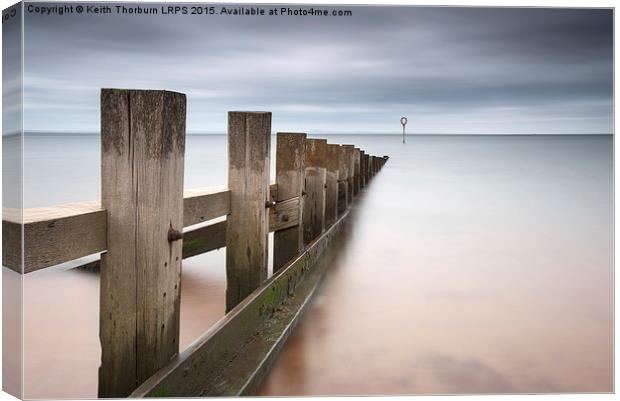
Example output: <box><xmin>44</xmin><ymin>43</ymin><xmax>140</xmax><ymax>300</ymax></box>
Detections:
<box><xmin>353</xmin><ymin>148</ymin><xmax>361</xmax><ymax>196</ymax></box>
<box><xmin>184</xmin><ymin>187</ymin><xmax>230</xmax><ymax>226</ymax></box>
<box><xmin>129</xmin><ymin>208</ymin><xmax>351</xmax><ymax>398</ymax></box>
<box><xmin>4</xmin><ymin>187</ymin><xmax>231</xmax><ymax>273</ymax></box>
<box><xmin>360</xmin><ymin>150</ymin><xmax>366</xmax><ymax>188</ymax></box>
<box><xmin>65</xmin><ymin>202</ymin><xmax>299</xmax><ymax>272</ymax></box>
<box><xmin>273</xmin><ymin>133</ymin><xmax>306</xmax><ymax>272</ymax></box>
<box><xmin>182</xmin><ymin>221</ymin><xmax>227</xmax><ymax>258</ymax></box>
<box><xmin>343</xmin><ymin>145</ymin><xmax>355</xmax><ymax>203</ymax></box>
<box><xmin>226</xmin><ymin>111</ymin><xmax>271</xmax><ymax>312</ymax></box>
<box><xmin>325</xmin><ymin>144</ymin><xmax>340</xmax><ymax>227</ymax></box>
<box><xmin>270</xmin><ymin>197</ymin><xmax>301</xmax><ymax>233</ymax></box>
<box><xmin>302</xmin><ymin>139</ymin><xmax>327</xmax><ymax>246</ymax></box>
<box><xmin>99</xmin><ymin>89</ymin><xmax>186</xmax><ymax>397</ymax></box>
<box><xmin>4</xmin><ymin>154</ymin><xmax>381</xmax><ymax>275</ymax></box>
<box><xmin>337</xmin><ymin>145</ymin><xmax>349</xmax><ymax>213</ymax></box>
<box><xmin>2</xmin><ymin>208</ymin><xmax>22</xmax><ymax>273</ymax></box>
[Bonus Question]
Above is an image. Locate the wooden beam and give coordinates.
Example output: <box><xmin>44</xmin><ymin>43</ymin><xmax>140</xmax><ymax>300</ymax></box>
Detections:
<box><xmin>226</xmin><ymin>111</ymin><xmax>271</xmax><ymax>312</ymax></box>
<box><xmin>182</xmin><ymin>221</ymin><xmax>227</xmax><ymax>258</ymax></box>
<box><xmin>98</xmin><ymin>89</ymin><xmax>186</xmax><ymax>397</ymax></box>
<box><xmin>273</xmin><ymin>133</ymin><xmax>306</xmax><ymax>272</ymax></box>
<box><xmin>269</xmin><ymin>196</ymin><xmax>301</xmax><ymax>233</ymax></box>
<box><xmin>2</xmin><ymin>208</ymin><xmax>22</xmax><ymax>273</ymax></box>
<box><xmin>2</xmin><ymin>187</ymin><xmax>234</xmax><ymax>274</ymax></box>
<box><xmin>353</xmin><ymin>147</ymin><xmax>361</xmax><ymax>196</ymax></box>
<box><xmin>6</xmin><ymin>192</ymin><xmax>299</xmax><ymax>275</ymax></box>
<box><xmin>183</xmin><ymin>186</ymin><xmax>229</xmax><ymax>226</ymax></box>
<box><xmin>302</xmin><ymin>139</ymin><xmax>327</xmax><ymax>246</ymax></box>
<box><xmin>360</xmin><ymin>150</ymin><xmax>366</xmax><ymax>188</ymax></box>
<box><xmin>343</xmin><ymin>145</ymin><xmax>355</xmax><ymax>203</ymax></box>
<box><xmin>337</xmin><ymin>145</ymin><xmax>349</xmax><ymax>214</ymax></box>
<box><xmin>325</xmin><ymin>144</ymin><xmax>340</xmax><ymax>227</ymax></box>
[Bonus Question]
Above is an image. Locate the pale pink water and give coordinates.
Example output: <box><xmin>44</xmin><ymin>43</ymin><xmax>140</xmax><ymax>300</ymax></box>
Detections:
<box><xmin>5</xmin><ymin>135</ymin><xmax>613</xmax><ymax>398</ymax></box>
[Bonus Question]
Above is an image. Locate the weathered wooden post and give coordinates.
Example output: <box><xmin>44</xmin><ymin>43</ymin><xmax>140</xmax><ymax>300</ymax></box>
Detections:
<box><xmin>226</xmin><ymin>111</ymin><xmax>271</xmax><ymax>312</ymax></box>
<box><xmin>325</xmin><ymin>144</ymin><xmax>340</xmax><ymax>227</ymax></box>
<box><xmin>337</xmin><ymin>145</ymin><xmax>349</xmax><ymax>213</ymax></box>
<box><xmin>353</xmin><ymin>148</ymin><xmax>361</xmax><ymax>195</ymax></box>
<box><xmin>302</xmin><ymin>139</ymin><xmax>327</xmax><ymax>246</ymax></box>
<box><xmin>343</xmin><ymin>145</ymin><xmax>355</xmax><ymax>202</ymax></box>
<box><xmin>372</xmin><ymin>156</ymin><xmax>378</xmax><ymax>175</ymax></box>
<box><xmin>364</xmin><ymin>153</ymin><xmax>371</xmax><ymax>184</ymax></box>
<box><xmin>273</xmin><ymin>132</ymin><xmax>306</xmax><ymax>272</ymax></box>
<box><xmin>99</xmin><ymin>89</ymin><xmax>186</xmax><ymax>397</ymax></box>
<box><xmin>360</xmin><ymin>150</ymin><xmax>366</xmax><ymax>188</ymax></box>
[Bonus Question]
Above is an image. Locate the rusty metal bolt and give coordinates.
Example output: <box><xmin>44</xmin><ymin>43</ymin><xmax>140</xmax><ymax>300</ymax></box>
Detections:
<box><xmin>265</xmin><ymin>200</ymin><xmax>277</xmax><ymax>208</ymax></box>
<box><xmin>168</xmin><ymin>228</ymin><xmax>183</xmax><ymax>242</ymax></box>
<box><xmin>281</xmin><ymin>214</ymin><xmax>289</xmax><ymax>222</ymax></box>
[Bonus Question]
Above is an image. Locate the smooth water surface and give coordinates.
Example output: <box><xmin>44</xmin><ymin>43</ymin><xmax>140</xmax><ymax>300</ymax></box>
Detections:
<box><xmin>6</xmin><ymin>134</ymin><xmax>613</xmax><ymax>397</ymax></box>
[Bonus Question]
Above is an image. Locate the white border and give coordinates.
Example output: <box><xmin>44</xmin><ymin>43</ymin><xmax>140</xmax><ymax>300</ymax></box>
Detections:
<box><xmin>0</xmin><ymin>1</ymin><xmax>615</xmax><ymax>401</ymax></box>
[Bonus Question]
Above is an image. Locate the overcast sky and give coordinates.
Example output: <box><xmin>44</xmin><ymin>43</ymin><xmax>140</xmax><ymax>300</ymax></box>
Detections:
<box><xmin>14</xmin><ymin>4</ymin><xmax>614</xmax><ymax>134</ymax></box>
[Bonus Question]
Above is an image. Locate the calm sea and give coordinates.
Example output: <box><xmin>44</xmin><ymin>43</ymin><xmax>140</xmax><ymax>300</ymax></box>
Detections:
<box><xmin>3</xmin><ymin>134</ymin><xmax>613</xmax><ymax>397</ymax></box>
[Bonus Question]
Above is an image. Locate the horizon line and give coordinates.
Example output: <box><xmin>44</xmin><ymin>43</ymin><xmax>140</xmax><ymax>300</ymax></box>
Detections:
<box><xmin>6</xmin><ymin>131</ymin><xmax>615</xmax><ymax>137</ymax></box>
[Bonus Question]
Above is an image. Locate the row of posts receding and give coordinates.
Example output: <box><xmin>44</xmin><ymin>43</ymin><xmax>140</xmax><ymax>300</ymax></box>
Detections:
<box><xmin>97</xmin><ymin>89</ymin><xmax>387</xmax><ymax>397</ymax></box>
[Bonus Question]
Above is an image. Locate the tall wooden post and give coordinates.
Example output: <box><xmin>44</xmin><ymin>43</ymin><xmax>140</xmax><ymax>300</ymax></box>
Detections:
<box><xmin>99</xmin><ymin>89</ymin><xmax>186</xmax><ymax>397</ymax></box>
<box><xmin>302</xmin><ymin>139</ymin><xmax>327</xmax><ymax>246</ymax></box>
<box><xmin>372</xmin><ymin>156</ymin><xmax>377</xmax><ymax>175</ymax></box>
<box><xmin>226</xmin><ymin>111</ymin><xmax>271</xmax><ymax>312</ymax></box>
<box><xmin>343</xmin><ymin>145</ymin><xmax>355</xmax><ymax>202</ymax></box>
<box><xmin>353</xmin><ymin>148</ymin><xmax>361</xmax><ymax>195</ymax></box>
<box><xmin>364</xmin><ymin>154</ymin><xmax>371</xmax><ymax>183</ymax></box>
<box><xmin>337</xmin><ymin>145</ymin><xmax>349</xmax><ymax>213</ymax></box>
<box><xmin>325</xmin><ymin>144</ymin><xmax>340</xmax><ymax>227</ymax></box>
<box><xmin>273</xmin><ymin>132</ymin><xmax>306</xmax><ymax>272</ymax></box>
<box><xmin>360</xmin><ymin>150</ymin><xmax>366</xmax><ymax>188</ymax></box>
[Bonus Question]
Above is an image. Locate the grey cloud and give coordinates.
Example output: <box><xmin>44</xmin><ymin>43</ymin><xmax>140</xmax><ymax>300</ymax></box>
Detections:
<box><xmin>18</xmin><ymin>3</ymin><xmax>614</xmax><ymax>134</ymax></box>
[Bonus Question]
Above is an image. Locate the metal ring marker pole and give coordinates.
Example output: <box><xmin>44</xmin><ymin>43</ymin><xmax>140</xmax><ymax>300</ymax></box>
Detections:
<box><xmin>400</xmin><ymin>117</ymin><xmax>408</xmax><ymax>144</ymax></box>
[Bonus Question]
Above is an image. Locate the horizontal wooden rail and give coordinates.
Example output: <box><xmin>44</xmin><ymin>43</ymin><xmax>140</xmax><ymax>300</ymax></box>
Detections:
<box><xmin>2</xmin><ymin>183</ymin><xmax>280</xmax><ymax>274</ymax></box>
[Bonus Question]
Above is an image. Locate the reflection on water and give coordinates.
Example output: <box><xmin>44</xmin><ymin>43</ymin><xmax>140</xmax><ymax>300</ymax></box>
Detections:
<box><xmin>10</xmin><ymin>134</ymin><xmax>614</xmax><ymax>397</ymax></box>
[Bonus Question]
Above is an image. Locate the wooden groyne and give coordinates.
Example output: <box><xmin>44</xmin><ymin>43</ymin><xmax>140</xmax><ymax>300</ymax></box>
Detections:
<box><xmin>2</xmin><ymin>89</ymin><xmax>388</xmax><ymax>398</ymax></box>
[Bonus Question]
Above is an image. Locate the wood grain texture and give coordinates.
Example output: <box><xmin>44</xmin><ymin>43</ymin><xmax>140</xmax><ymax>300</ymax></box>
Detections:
<box><xmin>20</xmin><ymin>202</ymin><xmax>105</xmax><ymax>273</ymax></box>
<box><xmin>325</xmin><ymin>144</ymin><xmax>340</xmax><ymax>227</ymax></box>
<box><xmin>360</xmin><ymin>150</ymin><xmax>366</xmax><ymax>188</ymax></box>
<box><xmin>273</xmin><ymin>133</ymin><xmax>306</xmax><ymax>272</ymax></box>
<box><xmin>353</xmin><ymin>148</ymin><xmax>361</xmax><ymax>196</ymax></box>
<box><xmin>226</xmin><ymin>111</ymin><xmax>271</xmax><ymax>312</ymax></box>
<box><xmin>183</xmin><ymin>186</ymin><xmax>230</xmax><ymax>226</ymax></box>
<box><xmin>182</xmin><ymin>221</ymin><xmax>227</xmax><ymax>258</ymax></box>
<box><xmin>99</xmin><ymin>89</ymin><xmax>186</xmax><ymax>397</ymax></box>
<box><xmin>5</xmin><ymin>189</ymin><xmax>230</xmax><ymax>273</ymax></box>
<box><xmin>3</xmin><ymin>208</ymin><xmax>22</xmax><ymax>273</ymax></box>
<box><xmin>364</xmin><ymin>154</ymin><xmax>371</xmax><ymax>184</ymax></box>
<box><xmin>269</xmin><ymin>197</ymin><xmax>301</xmax><ymax>233</ymax></box>
<box><xmin>337</xmin><ymin>145</ymin><xmax>349</xmax><ymax>214</ymax></box>
<box><xmin>343</xmin><ymin>145</ymin><xmax>355</xmax><ymax>204</ymax></box>
<box><xmin>302</xmin><ymin>139</ymin><xmax>327</xmax><ymax>246</ymax></box>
